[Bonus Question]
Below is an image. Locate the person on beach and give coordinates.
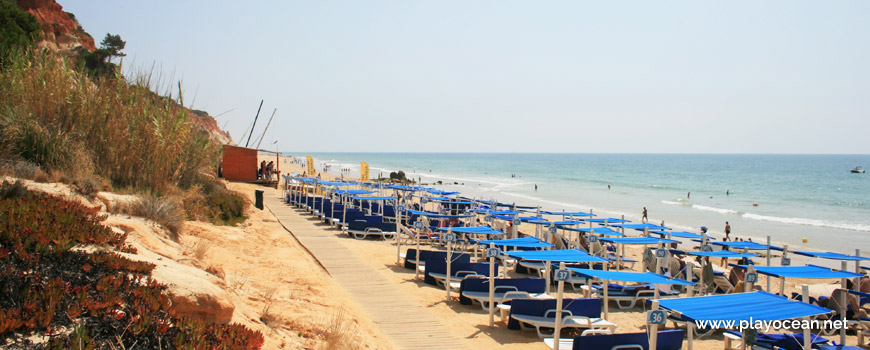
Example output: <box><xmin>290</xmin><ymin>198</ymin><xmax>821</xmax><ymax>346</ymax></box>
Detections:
<box><xmin>607</xmin><ymin>184</ymin><xmax>611</xmax><ymax>190</ymax></box>
<box><xmin>534</xmin><ymin>184</ymin><xmax>537</xmax><ymax>191</ymax></box>
<box><xmin>724</xmin><ymin>221</ymin><xmax>731</xmax><ymax>241</ymax></box>
<box><xmin>259</xmin><ymin>160</ymin><xmax>266</xmax><ymax>179</ymax></box>
<box><xmin>642</xmin><ymin>207</ymin><xmax>648</xmax><ymax>223</ymax></box>
<box><xmin>687</xmin><ymin>192</ymin><xmax>690</xmax><ymax>199</ymax></box>
<box><xmin>727</xmin><ymin>189</ymin><xmax>730</xmax><ymax>196</ymax></box>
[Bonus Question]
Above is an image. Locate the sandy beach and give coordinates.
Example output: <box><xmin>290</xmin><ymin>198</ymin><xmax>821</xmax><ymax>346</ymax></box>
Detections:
<box><xmin>257</xmin><ymin>153</ymin><xmax>864</xmax><ymax>349</ymax></box>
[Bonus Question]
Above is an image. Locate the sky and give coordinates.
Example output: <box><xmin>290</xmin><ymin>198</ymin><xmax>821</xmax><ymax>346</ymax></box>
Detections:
<box><xmin>61</xmin><ymin>1</ymin><xmax>870</xmax><ymax>154</ymax></box>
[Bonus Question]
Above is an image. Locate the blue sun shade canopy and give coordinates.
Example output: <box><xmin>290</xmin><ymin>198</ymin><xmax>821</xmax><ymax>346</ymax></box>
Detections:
<box><xmin>487</xmin><ymin>210</ymin><xmax>523</xmax><ymax>215</ymax></box>
<box><xmin>351</xmin><ymin>196</ymin><xmax>395</xmax><ymax>201</ymax></box>
<box><xmin>475</xmin><ymin>236</ymin><xmax>554</xmax><ymax>248</ymax></box>
<box><xmin>317</xmin><ymin>180</ymin><xmax>353</xmax><ymax>186</ymax></box>
<box><xmin>420</xmin><ymin>196</ymin><xmax>451</xmax><ymax>201</ymax></box>
<box><xmin>437</xmin><ymin>226</ymin><xmax>504</xmax><ymax>235</ymax></box>
<box><xmin>427</xmin><ymin>190</ymin><xmax>459</xmax><ymax>196</ymax></box>
<box><xmin>792</xmin><ymin>251</ymin><xmax>870</xmax><ymax>261</ymax></box>
<box><xmin>712</xmin><ymin>241</ymin><xmax>780</xmax><ymax>250</ymax></box>
<box><xmin>583</xmin><ymin>218</ymin><xmax>630</xmax><ymax>224</ymax></box>
<box><xmin>655</xmin><ymin>291</ymin><xmax>833</xmax><ymax>323</ymax></box>
<box><xmin>568</xmin><ymin>268</ymin><xmax>695</xmax><ymax>286</ymax></box>
<box><xmin>505</xmin><ymin>249</ymin><xmax>608</xmax><ymax>263</ymax></box>
<box><xmin>650</xmin><ymin>230</ymin><xmax>705</xmax><ymax>239</ymax></box>
<box><xmin>612</xmin><ymin>223</ymin><xmax>671</xmax><ymax>231</ymax></box>
<box><xmin>688</xmin><ymin>251</ymin><xmax>759</xmax><ymax>258</ymax></box>
<box><xmin>601</xmin><ymin>237</ymin><xmax>680</xmax><ymax>245</ymax></box>
<box><xmin>560</xmin><ymin>227</ymin><xmax>625</xmax><ymax>236</ymax></box>
<box><xmin>553</xmin><ymin>220</ymin><xmax>585</xmax><ymax>226</ymax></box>
<box><xmin>406</xmin><ymin>209</ymin><xmax>473</xmax><ymax>218</ymax></box>
<box><xmin>541</xmin><ymin>211</ymin><xmax>596</xmax><ymax>217</ymax></box>
<box><xmin>733</xmin><ymin>265</ymin><xmax>864</xmax><ymax>279</ymax></box>
<box><xmin>336</xmin><ymin>189</ymin><xmax>378</xmax><ymax>195</ymax></box>
<box><xmin>496</xmin><ymin>203</ymin><xmax>539</xmax><ymax>209</ymax></box>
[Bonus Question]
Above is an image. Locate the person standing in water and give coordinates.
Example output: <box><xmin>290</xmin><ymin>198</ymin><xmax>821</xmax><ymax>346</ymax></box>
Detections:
<box><xmin>642</xmin><ymin>207</ymin><xmax>648</xmax><ymax>223</ymax></box>
<box><xmin>534</xmin><ymin>184</ymin><xmax>537</xmax><ymax>191</ymax></box>
<box><xmin>687</xmin><ymin>192</ymin><xmax>691</xmax><ymax>199</ymax></box>
<box><xmin>724</xmin><ymin>221</ymin><xmax>731</xmax><ymax>241</ymax></box>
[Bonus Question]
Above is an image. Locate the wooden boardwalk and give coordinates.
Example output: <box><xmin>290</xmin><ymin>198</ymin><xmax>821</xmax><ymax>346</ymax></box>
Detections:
<box><xmin>263</xmin><ymin>193</ymin><xmax>470</xmax><ymax>350</ymax></box>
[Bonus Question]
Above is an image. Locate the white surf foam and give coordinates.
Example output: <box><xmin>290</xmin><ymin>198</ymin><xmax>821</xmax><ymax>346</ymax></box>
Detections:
<box><xmin>692</xmin><ymin>204</ymin><xmax>739</xmax><ymax>215</ymax></box>
<box><xmin>741</xmin><ymin>213</ymin><xmax>870</xmax><ymax>232</ymax></box>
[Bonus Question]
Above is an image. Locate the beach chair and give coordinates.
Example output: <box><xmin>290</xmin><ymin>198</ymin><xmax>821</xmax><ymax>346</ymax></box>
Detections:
<box><xmin>508</xmin><ymin>298</ymin><xmax>617</xmax><ymax>338</ymax></box>
<box><xmin>423</xmin><ymin>261</ymin><xmax>495</xmax><ymax>290</ymax></box>
<box><xmin>723</xmin><ymin>330</ymin><xmax>830</xmax><ymax>350</ymax></box>
<box><xmin>343</xmin><ymin>220</ymin><xmax>397</xmax><ymax>240</ymax></box>
<box><xmin>401</xmin><ymin>249</ymin><xmax>470</xmax><ymax>271</ymax></box>
<box><xmin>459</xmin><ymin>278</ymin><xmax>548</xmax><ymax>310</ymax></box>
<box><xmin>544</xmin><ymin>329</ymin><xmax>684</xmax><ymax>350</ymax></box>
<box><xmin>712</xmin><ymin>275</ymin><xmax>736</xmax><ymax>294</ymax></box>
<box><xmin>586</xmin><ymin>283</ymin><xmax>681</xmax><ymax>310</ymax></box>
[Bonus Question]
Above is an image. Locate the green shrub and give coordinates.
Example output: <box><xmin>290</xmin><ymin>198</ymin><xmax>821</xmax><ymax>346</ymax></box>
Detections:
<box><xmin>0</xmin><ymin>187</ymin><xmax>264</xmax><ymax>348</ymax></box>
<box><xmin>0</xmin><ymin>1</ymin><xmax>40</xmax><ymax>64</ymax></box>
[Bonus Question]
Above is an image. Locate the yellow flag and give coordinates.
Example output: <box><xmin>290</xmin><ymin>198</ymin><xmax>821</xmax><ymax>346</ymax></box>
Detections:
<box><xmin>360</xmin><ymin>162</ymin><xmax>369</xmax><ymax>182</ymax></box>
<box><xmin>306</xmin><ymin>156</ymin><xmax>315</xmax><ymax>175</ymax></box>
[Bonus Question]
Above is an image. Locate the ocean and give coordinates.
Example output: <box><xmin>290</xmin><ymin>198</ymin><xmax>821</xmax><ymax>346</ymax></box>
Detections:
<box><xmin>297</xmin><ymin>153</ymin><xmax>870</xmax><ymax>255</ymax></box>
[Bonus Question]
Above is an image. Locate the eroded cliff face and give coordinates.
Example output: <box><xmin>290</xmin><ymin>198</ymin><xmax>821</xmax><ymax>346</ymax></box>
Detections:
<box><xmin>16</xmin><ymin>0</ymin><xmax>234</xmax><ymax>145</ymax></box>
<box><xmin>17</xmin><ymin>0</ymin><xmax>96</xmax><ymax>52</ymax></box>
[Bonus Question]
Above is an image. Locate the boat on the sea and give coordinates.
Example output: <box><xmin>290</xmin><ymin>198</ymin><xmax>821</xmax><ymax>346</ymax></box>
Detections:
<box><xmin>851</xmin><ymin>166</ymin><xmax>865</xmax><ymax>173</ymax></box>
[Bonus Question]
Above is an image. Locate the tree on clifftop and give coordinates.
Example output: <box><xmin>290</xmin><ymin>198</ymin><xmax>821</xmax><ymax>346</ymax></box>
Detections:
<box><xmin>100</xmin><ymin>33</ymin><xmax>126</xmax><ymax>61</ymax></box>
<box><xmin>81</xmin><ymin>33</ymin><xmax>126</xmax><ymax>76</ymax></box>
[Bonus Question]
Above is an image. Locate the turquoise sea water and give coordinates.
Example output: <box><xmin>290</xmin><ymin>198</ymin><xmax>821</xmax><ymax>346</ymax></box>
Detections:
<box><xmin>299</xmin><ymin>153</ymin><xmax>870</xmax><ymax>254</ymax></box>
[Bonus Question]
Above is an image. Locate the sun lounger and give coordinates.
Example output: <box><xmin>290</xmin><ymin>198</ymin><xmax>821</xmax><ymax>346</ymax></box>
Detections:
<box><xmin>402</xmin><ymin>249</ymin><xmax>470</xmax><ymax>270</ymax></box>
<box><xmin>585</xmin><ymin>283</ymin><xmax>681</xmax><ymax>309</ymax></box>
<box><xmin>459</xmin><ymin>278</ymin><xmax>548</xmax><ymax>309</ymax></box>
<box><xmin>544</xmin><ymin>329</ymin><xmax>684</xmax><ymax>350</ymax></box>
<box><xmin>343</xmin><ymin>220</ymin><xmax>396</xmax><ymax>240</ymax></box>
<box><xmin>723</xmin><ymin>329</ymin><xmax>829</xmax><ymax>350</ymax></box>
<box><xmin>508</xmin><ymin>298</ymin><xmax>617</xmax><ymax>338</ymax></box>
<box><xmin>423</xmin><ymin>261</ymin><xmax>495</xmax><ymax>289</ymax></box>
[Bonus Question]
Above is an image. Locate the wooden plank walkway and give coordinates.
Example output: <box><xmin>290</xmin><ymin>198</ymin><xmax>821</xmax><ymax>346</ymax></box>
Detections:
<box><xmin>263</xmin><ymin>193</ymin><xmax>470</xmax><ymax>350</ymax></box>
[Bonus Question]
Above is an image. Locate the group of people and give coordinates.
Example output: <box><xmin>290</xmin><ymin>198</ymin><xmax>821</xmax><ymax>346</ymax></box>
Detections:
<box><xmin>259</xmin><ymin>160</ymin><xmax>276</xmax><ymax>181</ymax></box>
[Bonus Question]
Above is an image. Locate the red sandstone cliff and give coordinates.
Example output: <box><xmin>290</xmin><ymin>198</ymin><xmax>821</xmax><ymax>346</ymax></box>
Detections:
<box><xmin>16</xmin><ymin>0</ymin><xmax>234</xmax><ymax>145</ymax></box>
<box><xmin>17</xmin><ymin>0</ymin><xmax>96</xmax><ymax>52</ymax></box>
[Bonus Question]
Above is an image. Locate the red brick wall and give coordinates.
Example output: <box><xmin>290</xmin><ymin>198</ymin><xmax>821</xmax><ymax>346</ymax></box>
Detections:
<box><xmin>221</xmin><ymin>145</ymin><xmax>258</xmax><ymax>181</ymax></box>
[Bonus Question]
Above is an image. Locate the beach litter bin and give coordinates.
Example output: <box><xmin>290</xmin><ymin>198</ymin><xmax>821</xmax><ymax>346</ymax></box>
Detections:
<box><xmin>255</xmin><ymin>190</ymin><xmax>264</xmax><ymax>210</ymax></box>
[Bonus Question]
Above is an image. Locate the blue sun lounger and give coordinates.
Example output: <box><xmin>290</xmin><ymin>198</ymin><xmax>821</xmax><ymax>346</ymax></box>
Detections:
<box><xmin>423</xmin><ymin>261</ymin><xmax>496</xmax><ymax>289</ymax></box>
<box><xmin>508</xmin><ymin>298</ymin><xmax>617</xmax><ymax>338</ymax></box>
<box><xmin>545</xmin><ymin>329</ymin><xmax>685</xmax><ymax>350</ymax></box>
<box><xmin>402</xmin><ymin>249</ymin><xmax>470</xmax><ymax>270</ymax></box>
<box><xmin>459</xmin><ymin>277</ymin><xmax>548</xmax><ymax>310</ymax></box>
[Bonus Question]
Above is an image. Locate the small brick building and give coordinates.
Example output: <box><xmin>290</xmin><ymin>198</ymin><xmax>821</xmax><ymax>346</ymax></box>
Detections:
<box><xmin>221</xmin><ymin>145</ymin><xmax>259</xmax><ymax>181</ymax></box>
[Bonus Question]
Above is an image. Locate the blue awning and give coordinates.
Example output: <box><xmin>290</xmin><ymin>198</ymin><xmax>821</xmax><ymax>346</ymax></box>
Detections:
<box><xmin>487</xmin><ymin>210</ymin><xmax>523</xmax><ymax>215</ymax></box>
<box><xmin>559</xmin><ymin>227</ymin><xmax>625</xmax><ymax>236</ymax></box>
<box><xmin>420</xmin><ymin>196</ymin><xmax>451</xmax><ymax>201</ymax></box>
<box><xmin>475</xmin><ymin>237</ymin><xmax>555</xmax><ymax>248</ymax></box>
<box><xmin>505</xmin><ymin>249</ymin><xmax>608</xmax><ymax>263</ymax></box>
<box><xmin>317</xmin><ymin>180</ymin><xmax>353</xmax><ymax>186</ymax></box>
<box><xmin>650</xmin><ymin>230</ymin><xmax>705</xmax><ymax>239</ymax></box>
<box><xmin>601</xmin><ymin>237</ymin><xmax>680</xmax><ymax>245</ymax></box>
<box><xmin>336</xmin><ymin>189</ymin><xmax>378</xmax><ymax>195</ymax></box>
<box><xmin>733</xmin><ymin>265</ymin><xmax>864</xmax><ymax>279</ymax></box>
<box><xmin>437</xmin><ymin>226</ymin><xmax>504</xmax><ymax>235</ymax></box>
<box><xmin>407</xmin><ymin>209</ymin><xmax>473</xmax><ymax>219</ymax></box>
<box><xmin>427</xmin><ymin>190</ymin><xmax>459</xmax><ymax>196</ymax></box>
<box><xmin>553</xmin><ymin>220</ymin><xmax>585</xmax><ymax>226</ymax></box>
<box><xmin>584</xmin><ymin>218</ymin><xmax>630</xmax><ymax>224</ymax></box>
<box><xmin>712</xmin><ymin>241</ymin><xmax>780</xmax><ymax>250</ymax></box>
<box><xmin>541</xmin><ymin>211</ymin><xmax>595</xmax><ymax>217</ymax></box>
<box><xmin>687</xmin><ymin>251</ymin><xmax>759</xmax><ymax>258</ymax></box>
<box><xmin>567</xmin><ymin>268</ymin><xmax>695</xmax><ymax>285</ymax></box>
<box><xmin>496</xmin><ymin>203</ymin><xmax>539</xmax><ymax>209</ymax></box>
<box><xmin>655</xmin><ymin>291</ymin><xmax>832</xmax><ymax>323</ymax></box>
<box><xmin>611</xmin><ymin>223</ymin><xmax>671</xmax><ymax>231</ymax></box>
<box><xmin>350</xmin><ymin>196</ymin><xmax>396</xmax><ymax>201</ymax></box>
<box><xmin>792</xmin><ymin>251</ymin><xmax>870</xmax><ymax>261</ymax></box>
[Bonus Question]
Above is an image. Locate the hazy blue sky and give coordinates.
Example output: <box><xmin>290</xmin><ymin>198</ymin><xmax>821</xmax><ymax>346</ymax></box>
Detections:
<box><xmin>62</xmin><ymin>1</ymin><xmax>869</xmax><ymax>154</ymax></box>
